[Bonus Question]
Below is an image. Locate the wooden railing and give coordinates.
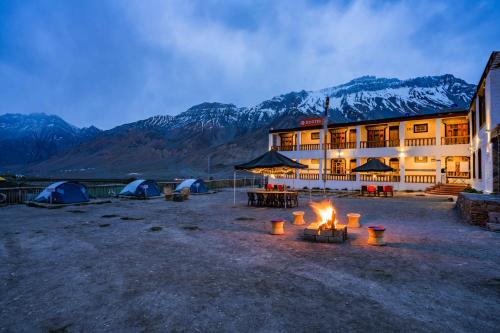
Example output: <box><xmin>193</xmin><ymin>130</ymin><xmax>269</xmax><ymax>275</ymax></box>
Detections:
<box><xmin>405</xmin><ymin>175</ymin><xmax>436</xmax><ymax>183</ymax></box>
<box><xmin>446</xmin><ymin>171</ymin><xmax>470</xmax><ymax>178</ymax></box>
<box><xmin>360</xmin><ymin>174</ymin><xmax>400</xmax><ymax>182</ymax></box>
<box><xmin>275</xmin><ymin>174</ymin><xmax>297</xmax><ymax>179</ymax></box>
<box><xmin>441</xmin><ymin>136</ymin><xmax>470</xmax><ymax>145</ymax></box>
<box><xmin>299</xmin><ymin>173</ymin><xmax>320</xmax><ymax>180</ymax></box>
<box><xmin>271</xmin><ymin>145</ymin><xmax>296</xmax><ymax>151</ymax></box>
<box><xmin>323</xmin><ymin>174</ymin><xmax>356</xmax><ymax>181</ymax></box>
<box><xmin>324</xmin><ymin>142</ymin><xmax>357</xmax><ymax>149</ymax></box>
<box><xmin>405</xmin><ymin>138</ymin><xmax>436</xmax><ymax>146</ymax></box>
<box><xmin>299</xmin><ymin>144</ymin><xmax>320</xmax><ymax>150</ymax></box>
<box><xmin>360</xmin><ymin>140</ymin><xmax>400</xmax><ymax>148</ymax></box>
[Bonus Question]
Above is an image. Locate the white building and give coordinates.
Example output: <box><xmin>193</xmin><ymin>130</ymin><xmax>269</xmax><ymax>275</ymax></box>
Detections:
<box><xmin>268</xmin><ymin>110</ymin><xmax>471</xmax><ymax>191</ymax></box>
<box><xmin>268</xmin><ymin>51</ymin><xmax>500</xmax><ymax>193</ymax></box>
<box><xmin>470</xmin><ymin>51</ymin><xmax>500</xmax><ymax>194</ymax></box>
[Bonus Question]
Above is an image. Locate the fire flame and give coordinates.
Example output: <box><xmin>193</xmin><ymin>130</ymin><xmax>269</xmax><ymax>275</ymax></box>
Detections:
<box><xmin>310</xmin><ymin>200</ymin><xmax>337</xmax><ymax>229</ymax></box>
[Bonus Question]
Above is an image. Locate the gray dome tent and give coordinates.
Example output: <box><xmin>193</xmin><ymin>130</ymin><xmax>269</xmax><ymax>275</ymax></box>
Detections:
<box><xmin>175</xmin><ymin>179</ymin><xmax>208</xmax><ymax>193</ymax></box>
<box><xmin>35</xmin><ymin>181</ymin><xmax>89</xmax><ymax>204</ymax></box>
<box><xmin>119</xmin><ymin>179</ymin><xmax>161</xmax><ymax>198</ymax></box>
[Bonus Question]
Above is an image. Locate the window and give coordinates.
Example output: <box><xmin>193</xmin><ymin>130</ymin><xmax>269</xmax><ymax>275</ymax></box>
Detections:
<box><xmin>389</xmin><ymin>158</ymin><xmax>399</xmax><ymax>172</ymax></box>
<box><xmin>349</xmin><ymin>159</ymin><xmax>357</xmax><ymax>171</ymax></box>
<box><xmin>330</xmin><ymin>130</ymin><xmax>346</xmax><ymax>148</ymax></box>
<box><xmin>478</xmin><ymin>94</ymin><xmax>486</xmax><ymax>128</ymax></box>
<box><xmin>311</xmin><ymin>159</ymin><xmax>320</xmax><ymax>165</ymax></box>
<box><xmin>478</xmin><ymin>149</ymin><xmax>482</xmax><ymax>179</ymax></box>
<box><xmin>472</xmin><ymin>152</ymin><xmax>476</xmax><ymax>178</ymax></box>
<box><xmin>413</xmin><ymin>124</ymin><xmax>428</xmax><ymax>133</ymax></box>
<box><xmin>331</xmin><ymin>159</ymin><xmax>346</xmax><ymax>174</ymax></box>
<box><xmin>311</xmin><ymin>132</ymin><xmax>320</xmax><ymax>140</ymax></box>
<box><xmin>471</xmin><ymin>108</ymin><xmax>477</xmax><ymax>137</ymax></box>
<box><xmin>415</xmin><ymin>157</ymin><xmax>428</xmax><ymax>163</ymax></box>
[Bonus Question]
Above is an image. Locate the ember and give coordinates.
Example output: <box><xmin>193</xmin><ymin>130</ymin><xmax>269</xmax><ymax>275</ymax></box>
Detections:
<box><xmin>302</xmin><ymin>200</ymin><xmax>347</xmax><ymax>243</ymax></box>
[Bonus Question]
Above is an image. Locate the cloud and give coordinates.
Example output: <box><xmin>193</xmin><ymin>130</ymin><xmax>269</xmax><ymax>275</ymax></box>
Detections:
<box><xmin>0</xmin><ymin>0</ymin><xmax>499</xmax><ymax>128</ymax></box>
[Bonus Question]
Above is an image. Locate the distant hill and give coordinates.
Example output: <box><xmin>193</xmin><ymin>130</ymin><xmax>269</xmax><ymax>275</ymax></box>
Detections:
<box><xmin>0</xmin><ymin>74</ymin><xmax>475</xmax><ymax>178</ymax></box>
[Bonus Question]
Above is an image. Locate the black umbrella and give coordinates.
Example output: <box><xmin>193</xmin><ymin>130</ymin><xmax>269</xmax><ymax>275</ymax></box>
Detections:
<box><xmin>351</xmin><ymin>159</ymin><xmax>393</xmax><ymax>173</ymax></box>
<box><xmin>235</xmin><ymin>150</ymin><xmax>307</xmax><ymax>174</ymax></box>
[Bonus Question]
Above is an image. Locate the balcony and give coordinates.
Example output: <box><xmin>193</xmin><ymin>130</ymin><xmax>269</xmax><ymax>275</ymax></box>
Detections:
<box><xmin>271</xmin><ymin>145</ymin><xmax>295</xmax><ymax>151</ymax></box>
<box><xmin>324</xmin><ymin>142</ymin><xmax>357</xmax><ymax>149</ymax></box>
<box><xmin>323</xmin><ymin>174</ymin><xmax>356</xmax><ymax>181</ymax></box>
<box><xmin>299</xmin><ymin>173</ymin><xmax>319</xmax><ymax>180</ymax></box>
<box><xmin>441</xmin><ymin>136</ymin><xmax>470</xmax><ymax>145</ymax></box>
<box><xmin>405</xmin><ymin>138</ymin><xmax>436</xmax><ymax>146</ymax></box>
<box><xmin>299</xmin><ymin>144</ymin><xmax>321</xmax><ymax>150</ymax></box>
<box><xmin>360</xmin><ymin>174</ymin><xmax>400</xmax><ymax>182</ymax></box>
<box><xmin>405</xmin><ymin>175</ymin><xmax>436</xmax><ymax>183</ymax></box>
<box><xmin>360</xmin><ymin>139</ymin><xmax>400</xmax><ymax>148</ymax></box>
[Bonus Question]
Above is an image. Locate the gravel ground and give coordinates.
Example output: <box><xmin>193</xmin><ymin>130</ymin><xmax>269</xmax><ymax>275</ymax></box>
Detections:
<box><xmin>1</xmin><ymin>190</ymin><xmax>499</xmax><ymax>332</ymax></box>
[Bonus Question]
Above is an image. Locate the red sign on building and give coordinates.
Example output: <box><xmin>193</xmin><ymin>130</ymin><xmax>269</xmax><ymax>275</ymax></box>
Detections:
<box><xmin>299</xmin><ymin>117</ymin><xmax>323</xmax><ymax>127</ymax></box>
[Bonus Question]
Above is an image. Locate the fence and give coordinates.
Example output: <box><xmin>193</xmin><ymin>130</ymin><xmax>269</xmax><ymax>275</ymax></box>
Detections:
<box><xmin>0</xmin><ymin>178</ymin><xmax>262</xmax><ymax>205</ymax></box>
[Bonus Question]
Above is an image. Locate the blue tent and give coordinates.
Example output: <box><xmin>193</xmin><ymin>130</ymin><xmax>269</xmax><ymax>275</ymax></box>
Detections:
<box><xmin>119</xmin><ymin>179</ymin><xmax>161</xmax><ymax>198</ymax></box>
<box><xmin>35</xmin><ymin>181</ymin><xmax>89</xmax><ymax>204</ymax></box>
<box><xmin>175</xmin><ymin>179</ymin><xmax>208</xmax><ymax>193</ymax></box>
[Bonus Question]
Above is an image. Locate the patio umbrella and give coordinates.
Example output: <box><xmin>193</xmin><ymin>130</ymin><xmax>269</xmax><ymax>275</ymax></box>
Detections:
<box><xmin>233</xmin><ymin>150</ymin><xmax>308</xmax><ymax>205</ymax></box>
<box><xmin>351</xmin><ymin>159</ymin><xmax>393</xmax><ymax>173</ymax></box>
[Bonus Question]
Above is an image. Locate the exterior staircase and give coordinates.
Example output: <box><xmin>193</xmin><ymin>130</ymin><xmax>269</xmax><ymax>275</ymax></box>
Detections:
<box><xmin>425</xmin><ymin>183</ymin><xmax>468</xmax><ymax>196</ymax></box>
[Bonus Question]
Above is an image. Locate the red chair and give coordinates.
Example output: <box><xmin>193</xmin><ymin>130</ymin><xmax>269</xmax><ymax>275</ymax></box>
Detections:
<box><xmin>383</xmin><ymin>185</ymin><xmax>393</xmax><ymax>197</ymax></box>
<box><xmin>277</xmin><ymin>184</ymin><xmax>284</xmax><ymax>191</ymax></box>
<box><xmin>267</xmin><ymin>184</ymin><xmax>274</xmax><ymax>191</ymax></box>
<box><xmin>367</xmin><ymin>185</ymin><xmax>377</xmax><ymax>196</ymax></box>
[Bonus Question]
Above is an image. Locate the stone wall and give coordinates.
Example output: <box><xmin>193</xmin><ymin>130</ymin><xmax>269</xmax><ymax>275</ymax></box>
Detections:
<box><xmin>456</xmin><ymin>192</ymin><xmax>500</xmax><ymax>226</ymax></box>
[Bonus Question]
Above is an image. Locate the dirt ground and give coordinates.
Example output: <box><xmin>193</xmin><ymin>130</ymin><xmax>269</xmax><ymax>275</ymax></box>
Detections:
<box><xmin>1</xmin><ymin>190</ymin><xmax>499</xmax><ymax>332</ymax></box>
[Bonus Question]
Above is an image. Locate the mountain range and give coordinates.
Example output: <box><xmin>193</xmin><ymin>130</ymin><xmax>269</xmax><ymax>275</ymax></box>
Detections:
<box><xmin>0</xmin><ymin>74</ymin><xmax>475</xmax><ymax>179</ymax></box>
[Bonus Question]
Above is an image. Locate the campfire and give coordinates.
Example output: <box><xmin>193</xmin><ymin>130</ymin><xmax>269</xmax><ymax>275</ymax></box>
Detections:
<box><xmin>302</xmin><ymin>200</ymin><xmax>347</xmax><ymax>243</ymax></box>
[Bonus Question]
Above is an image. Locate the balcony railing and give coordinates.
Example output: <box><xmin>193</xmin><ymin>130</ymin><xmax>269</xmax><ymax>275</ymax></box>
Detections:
<box><xmin>405</xmin><ymin>138</ymin><xmax>436</xmax><ymax>146</ymax></box>
<box><xmin>275</xmin><ymin>173</ymin><xmax>297</xmax><ymax>179</ymax></box>
<box><xmin>441</xmin><ymin>136</ymin><xmax>470</xmax><ymax>145</ymax></box>
<box><xmin>360</xmin><ymin>139</ymin><xmax>400</xmax><ymax>148</ymax></box>
<box><xmin>271</xmin><ymin>145</ymin><xmax>296</xmax><ymax>151</ymax></box>
<box><xmin>299</xmin><ymin>173</ymin><xmax>319</xmax><ymax>180</ymax></box>
<box><xmin>360</xmin><ymin>174</ymin><xmax>401</xmax><ymax>182</ymax></box>
<box><xmin>446</xmin><ymin>171</ymin><xmax>470</xmax><ymax>178</ymax></box>
<box><xmin>405</xmin><ymin>175</ymin><xmax>436</xmax><ymax>183</ymax></box>
<box><xmin>324</xmin><ymin>142</ymin><xmax>357</xmax><ymax>149</ymax></box>
<box><xmin>299</xmin><ymin>144</ymin><xmax>321</xmax><ymax>150</ymax></box>
<box><xmin>323</xmin><ymin>174</ymin><xmax>356</xmax><ymax>181</ymax></box>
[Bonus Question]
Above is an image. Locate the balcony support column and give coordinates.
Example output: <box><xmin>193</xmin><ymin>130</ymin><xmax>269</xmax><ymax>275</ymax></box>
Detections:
<box><xmin>268</xmin><ymin>133</ymin><xmax>273</xmax><ymax>150</ymax></box>
<box><xmin>318</xmin><ymin>158</ymin><xmax>323</xmax><ymax>181</ymax></box>
<box><xmin>399</xmin><ymin>121</ymin><xmax>405</xmax><ymax>148</ymax></box>
<box><xmin>435</xmin><ymin>157</ymin><xmax>442</xmax><ymax>184</ymax></box>
<box><xmin>356</xmin><ymin>125</ymin><xmax>361</xmax><ymax>149</ymax></box>
<box><xmin>399</xmin><ymin>155</ymin><xmax>406</xmax><ymax>186</ymax></box>
<box><xmin>436</xmin><ymin>118</ymin><xmax>442</xmax><ymax>146</ymax></box>
<box><xmin>296</xmin><ymin>131</ymin><xmax>301</xmax><ymax>151</ymax></box>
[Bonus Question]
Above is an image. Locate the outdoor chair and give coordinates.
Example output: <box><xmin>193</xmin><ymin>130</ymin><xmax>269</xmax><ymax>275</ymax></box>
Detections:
<box><xmin>256</xmin><ymin>193</ymin><xmax>265</xmax><ymax>206</ymax></box>
<box><xmin>361</xmin><ymin>185</ymin><xmax>368</xmax><ymax>196</ymax></box>
<box><xmin>367</xmin><ymin>185</ymin><xmax>377</xmax><ymax>196</ymax></box>
<box><xmin>383</xmin><ymin>185</ymin><xmax>394</xmax><ymax>197</ymax></box>
<box><xmin>377</xmin><ymin>186</ymin><xmax>384</xmax><ymax>196</ymax></box>
<box><xmin>277</xmin><ymin>184</ymin><xmax>284</xmax><ymax>191</ymax></box>
<box><xmin>247</xmin><ymin>192</ymin><xmax>256</xmax><ymax>206</ymax></box>
<box><xmin>266</xmin><ymin>184</ymin><xmax>274</xmax><ymax>191</ymax></box>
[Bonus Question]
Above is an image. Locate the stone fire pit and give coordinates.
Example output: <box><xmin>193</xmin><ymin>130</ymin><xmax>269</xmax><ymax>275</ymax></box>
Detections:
<box><xmin>301</xmin><ymin>200</ymin><xmax>348</xmax><ymax>243</ymax></box>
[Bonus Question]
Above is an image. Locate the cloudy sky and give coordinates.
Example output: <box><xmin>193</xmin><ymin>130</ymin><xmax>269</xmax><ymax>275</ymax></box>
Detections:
<box><xmin>1</xmin><ymin>0</ymin><xmax>499</xmax><ymax>129</ymax></box>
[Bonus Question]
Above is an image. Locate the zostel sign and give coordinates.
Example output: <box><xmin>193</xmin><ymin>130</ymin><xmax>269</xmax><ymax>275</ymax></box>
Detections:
<box><xmin>299</xmin><ymin>117</ymin><xmax>323</xmax><ymax>127</ymax></box>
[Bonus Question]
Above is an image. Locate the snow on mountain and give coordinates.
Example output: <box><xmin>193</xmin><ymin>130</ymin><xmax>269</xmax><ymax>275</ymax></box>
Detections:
<box><xmin>0</xmin><ymin>74</ymin><xmax>476</xmax><ymax>176</ymax></box>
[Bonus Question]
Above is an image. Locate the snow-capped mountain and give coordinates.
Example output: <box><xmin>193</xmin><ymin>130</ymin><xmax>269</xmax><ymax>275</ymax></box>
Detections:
<box><xmin>0</xmin><ymin>74</ymin><xmax>476</xmax><ymax>177</ymax></box>
<box><xmin>0</xmin><ymin>113</ymin><xmax>101</xmax><ymax>166</ymax></box>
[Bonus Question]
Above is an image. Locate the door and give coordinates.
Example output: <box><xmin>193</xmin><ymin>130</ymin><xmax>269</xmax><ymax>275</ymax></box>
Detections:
<box><xmin>349</xmin><ymin>129</ymin><xmax>356</xmax><ymax>148</ymax></box>
<box><xmin>389</xmin><ymin>126</ymin><xmax>399</xmax><ymax>147</ymax></box>
<box><xmin>367</xmin><ymin>129</ymin><xmax>385</xmax><ymax>147</ymax></box>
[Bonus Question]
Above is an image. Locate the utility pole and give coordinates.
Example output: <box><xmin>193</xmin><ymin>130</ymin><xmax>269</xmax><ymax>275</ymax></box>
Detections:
<box><xmin>323</xmin><ymin>96</ymin><xmax>329</xmax><ymax>196</ymax></box>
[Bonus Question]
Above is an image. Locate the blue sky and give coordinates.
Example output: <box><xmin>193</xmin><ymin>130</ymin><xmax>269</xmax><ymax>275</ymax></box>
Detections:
<box><xmin>0</xmin><ymin>0</ymin><xmax>499</xmax><ymax>129</ymax></box>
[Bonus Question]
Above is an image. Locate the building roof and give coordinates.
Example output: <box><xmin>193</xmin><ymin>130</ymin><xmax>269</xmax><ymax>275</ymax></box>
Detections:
<box><xmin>268</xmin><ymin>108</ymin><xmax>468</xmax><ymax>133</ymax></box>
<box><xmin>469</xmin><ymin>51</ymin><xmax>500</xmax><ymax>110</ymax></box>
